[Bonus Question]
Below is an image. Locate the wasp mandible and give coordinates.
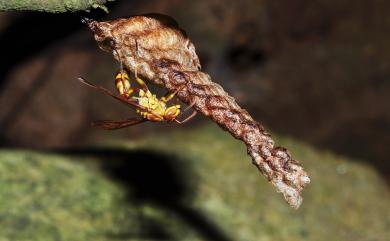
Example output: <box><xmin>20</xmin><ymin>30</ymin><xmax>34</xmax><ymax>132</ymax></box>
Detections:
<box><xmin>78</xmin><ymin>68</ymin><xmax>197</xmax><ymax>129</ymax></box>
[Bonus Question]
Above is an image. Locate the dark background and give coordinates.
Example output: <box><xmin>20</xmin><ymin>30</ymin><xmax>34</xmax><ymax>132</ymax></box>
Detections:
<box><xmin>0</xmin><ymin>0</ymin><xmax>389</xmax><ymax>182</ymax></box>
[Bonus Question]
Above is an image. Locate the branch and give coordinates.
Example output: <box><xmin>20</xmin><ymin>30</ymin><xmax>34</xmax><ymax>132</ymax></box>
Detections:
<box><xmin>84</xmin><ymin>14</ymin><xmax>310</xmax><ymax>209</ymax></box>
<box><xmin>0</xmin><ymin>0</ymin><xmax>114</xmax><ymax>13</ymax></box>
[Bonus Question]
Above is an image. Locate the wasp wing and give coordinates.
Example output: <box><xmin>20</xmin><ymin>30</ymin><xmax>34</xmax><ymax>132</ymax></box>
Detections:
<box><xmin>78</xmin><ymin>77</ymin><xmax>148</xmax><ymax>111</ymax></box>
<box><xmin>92</xmin><ymin>118</ymin><xmax>147</xmax><ymax>130</ymax></box>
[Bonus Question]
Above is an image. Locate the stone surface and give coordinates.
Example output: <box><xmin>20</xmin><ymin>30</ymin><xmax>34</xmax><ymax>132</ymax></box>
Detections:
<box><xmin>0</xmin><ymin>124</ymin><xmax>389</xmax><ymax>240</ymax></box>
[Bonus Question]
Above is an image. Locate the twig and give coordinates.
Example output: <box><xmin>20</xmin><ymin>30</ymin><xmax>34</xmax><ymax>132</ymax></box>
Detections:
<box><xmin>84</xmin><ymin>14</ymin><xmax>310</xmax><ymax>209</ymax></box>
<box><xmin>0</xmin><ymin>0</ymin><xmax>114</xmax><ymax>13</ymax></box>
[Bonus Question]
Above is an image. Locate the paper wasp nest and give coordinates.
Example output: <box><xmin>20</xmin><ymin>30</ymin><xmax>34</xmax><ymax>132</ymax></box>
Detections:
<box><xmin>84</xmin><ymin>14</ymin><xmax>310</xmax><ymax>209</ymax></box>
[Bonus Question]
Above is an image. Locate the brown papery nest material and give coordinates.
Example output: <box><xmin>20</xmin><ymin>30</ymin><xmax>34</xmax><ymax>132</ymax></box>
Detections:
<box><xmin>83</xmin><ymin>14</ymin><xmax>310</xmax><ymax>209</ymax></box>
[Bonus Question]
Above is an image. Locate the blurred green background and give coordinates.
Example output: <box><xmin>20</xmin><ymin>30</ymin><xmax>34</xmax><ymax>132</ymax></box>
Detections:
<box><xmin>0</xmin><ymin>0</ymin><xmax>389</xmax><ymax>240</ymax></box>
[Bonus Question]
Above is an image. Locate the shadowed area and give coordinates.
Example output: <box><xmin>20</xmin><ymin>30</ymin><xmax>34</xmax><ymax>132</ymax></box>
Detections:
<box><xmin>0</xmin><ymin>124</ymin><xmax>389</xmax><ymax>240</ymax></box>
<box><xmin>0</xmin><ymin>13</ymin><xmax>81</xmax><ymax>91</ymax></box>
<box><xmin>59</xmin><ymin>148</ymin><xmax>234</xmax><ymax>241</ymax></box>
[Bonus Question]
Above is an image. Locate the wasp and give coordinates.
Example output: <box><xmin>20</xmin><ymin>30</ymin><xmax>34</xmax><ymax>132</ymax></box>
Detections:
<box><xmin>78</xmin><ymin>69</ymin><xmax>197</xmax><ymax>130</ymax></box>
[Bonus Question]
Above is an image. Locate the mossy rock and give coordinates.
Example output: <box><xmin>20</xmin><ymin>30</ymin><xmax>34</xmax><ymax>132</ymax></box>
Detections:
<box><xmin>0</xmin><ymin>124</ymin><xmax>389</xmax><ymax>241</ymax></box>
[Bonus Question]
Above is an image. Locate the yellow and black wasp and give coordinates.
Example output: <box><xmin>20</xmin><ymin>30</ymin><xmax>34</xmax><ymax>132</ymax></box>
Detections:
<box><xmin>78</xmin><ymin>69</ymin><xmax>197</xmax><ymax>129</ymax></box>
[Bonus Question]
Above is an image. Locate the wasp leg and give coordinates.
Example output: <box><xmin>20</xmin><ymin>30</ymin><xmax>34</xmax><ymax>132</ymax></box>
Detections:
<box><xmin>161</xmin><ymin>92</ymin><xmax>176</xmax><ymax>103</ymax></box>
<box><xmin>114</xmin><ymin>49</ymin><xmax>124</xmax><ymax>71</ymax></box>
<box><xmin>183</xmin><ymin>99</ymin><xmax>196</xmax><ymax>112</ymax></box>
<box><xmin>132</xmin><ymin>62</ymin><xmax>149</xmax><ymax>92</ymax></box>
<box><xmin>174</xmin><ymin>110</ymin><xmax>197</xmax><ymax>124</ymax></box>
<box><xmin>114</xmin><ymin>49</ymin><xmax>133</xmax><ymax>96</ymax></box>
<box><xmin>135</xmin><ymin>39</ymin><xmax>141</xmax><ymax>58</ymax></box>
<box><xmin>78</xmin><ymin>77</ymin><xmax>147</xmax><ymax>111</ymax></box>
<box><xmin>124</xmin><ymin>87</ymin><xmax>141</xmax><ymax>99</ymax></box>
<box><xmin>161</xmin><ymin>85</ymin><xmax>185</xmax><ymax>103</ymax></box>
<box><xmin>135</xmin><ymin>76</ymin><xmax>149</xmax><ymax>92</ymax></box>
<box><xmin>92</xmin><ymin>118</ymin><xmax>147</xmax><ymax>130</ymax></box>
